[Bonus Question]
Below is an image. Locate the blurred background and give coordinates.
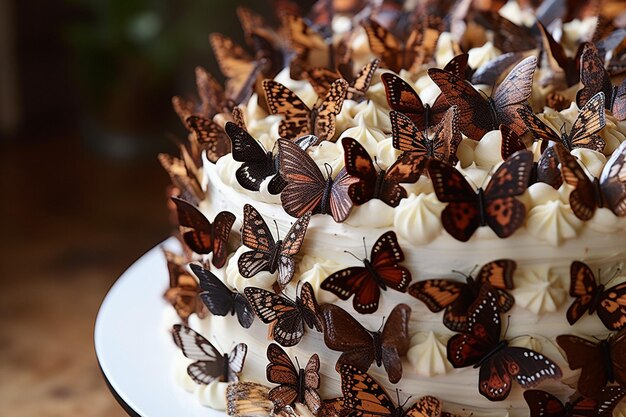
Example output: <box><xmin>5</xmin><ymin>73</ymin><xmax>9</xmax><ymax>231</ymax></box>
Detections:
<box><xmin>0</xmin><ymin>0</ymin><xmax>305</xmax><ymax>415</ymax></box>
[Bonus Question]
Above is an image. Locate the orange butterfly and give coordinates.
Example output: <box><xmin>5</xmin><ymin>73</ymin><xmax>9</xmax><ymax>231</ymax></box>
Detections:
<box><xmin>305</xmin><ymin>58</ymin><xmax>380</xmax><ymax>102</ymax></box>
<box><xmin>162</xmin><ymin>249</ymin><xmax>207</xmax><ymax>324</ymax></box>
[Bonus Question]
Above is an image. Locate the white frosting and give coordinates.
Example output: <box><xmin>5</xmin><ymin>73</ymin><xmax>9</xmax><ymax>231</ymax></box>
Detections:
<box><xmin>296</xmin><ymin>255</ymin><xmax>345</xmax><ymax>304</ymax></box>
<box><xmin>375</xmin><ymin>138</ymin><xmax>401</xmax><ymax>169</ymax></box>
<box><xmin>308</xmin><ymin>140</ymin><xmax>345</xmax><ymax>174</ymax></box>
<box><xmin>526</xmin><ymin>199</ymin><xmax>583</xmax><ymax>246</ymax></box>
<box><xmin>394</xmin><ymin>193</ymin><xmax>444</xmax><ymax>245</ymax></box>
<box><xmin>513</xmin><ymin>266</ymin><xmax>567</xmax><ymax>314</ymax></box>
<box><xmin>570</xmin><ymin>149</ymin><xmax>607</xmax><ymax>178</ymax></box>
<box><xmin>338</xmin><ymin>124</ymin><xmax>387</xmax><ymax>157</ymax></box>
<box><xmin>434</xmin><ymin>32</ymin><xmax>457</xmax><ymax>68</ymax></box>
<box><xmin>345</xmin><ymin>199</ymin><xmax>395</xmax><ymax>228</ymax></box>
<box><xmin>467</xmin><ymin>42</ymin><xmax>500</xmax><ymax>71</ymax></box>
<box><xmin>407</xmin><ymin>332</ymin><xmax>451</xmax><ymax>377</ymax></box>
<box><xmin>473</xmin><ymin>130</ymin><xmax>505</xmax><ymax>167</ymax></box>
<box><xmin>352</xmin><ymin>100</ymin><xmax>392</xmax><ymax>134</ymax></box>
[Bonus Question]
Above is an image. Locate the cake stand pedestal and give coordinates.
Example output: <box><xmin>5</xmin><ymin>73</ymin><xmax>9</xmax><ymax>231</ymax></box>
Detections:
<box><xmin>95</xmin><ymin>239</ymin><xmax>224</xmax><ymax>417</ymax></box>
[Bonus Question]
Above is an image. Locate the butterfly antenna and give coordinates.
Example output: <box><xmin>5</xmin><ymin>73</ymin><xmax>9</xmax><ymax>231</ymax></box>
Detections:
<box><xmin>324</xmin><ymin>162</ymin><xmax>334</xmax><ymax>179</ymax></box>
<box><xmin>295</xmin><ymin>356</ymin><xmax>301</xmax><ymax>370</ymax></box>
<box><xmin>503</xmin><ymin>315</ymin><xmax>512</xmax><ymax>338</ymax></box>
<box><xmin>379</xmin><ymin>316</ymin><xmax>386</xmax><ymax>332</ymax></box>
<box><xmin>344</xmin><ymin>250</ymin><xmax>362</xmax><ymax>262</ymax></box>
<box><xmin>395</xmin><ymin>389</ymin><xmax>402</xmax><ymax>406</ymax></box>
<box><xmin>451</xmin><ymin>269</ymin><xmax>469</xmax><ymax>279</ymax></box>
<box><xmin>362</xmin><ymin>237</ymin><xmax>368</xmax><ymax>259</ymax></box>
<box><xmin>605</xmin><ymin>266</ymin><xmax>624</xmax><ymax>286</ymax></box>
<box><xmin>469</xmin><ymin>264</ymin><xmax>479</xmax><ymax>278</ymax></box>
<box><xmin>273</xmin><ymin>219</ymin><xmax>280</xmax><ymax>240</ymax></box>
<box><xmin>374</xmin><ymin>156</ymin><xmax>383</xmax><ymax>172</ymax></box>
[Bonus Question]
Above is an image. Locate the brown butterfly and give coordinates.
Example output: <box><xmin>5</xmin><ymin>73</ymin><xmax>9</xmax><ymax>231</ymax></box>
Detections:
<box><xmin>185</xmin><ymin>115</ymin><xmax>232</xmax><ymax>163</ymax></box>
<box><xmin>283</xmin><ymin>13</ymin><xmax>334</xmax><ymax>79</ymax></box>
<box><xmin>566</xmin><ymin>260</ymin><xmax>626</xmax><ymax>331</ymax></box>
<box><xmin>554</xmin><ymin>141</ymin><xmax>626</xmax><ymax>220</ymax></box>
<box><xmin>264</xmin><ymin>78</ymin><xmax>348</xmax><ymax>142</ymax></box>
<box><xmin>321</xmin><ymin>231</ymin><xmax>411</xmax><ymax>314</ymax></box>
<box><xmin>476</xmin><ymin>11</ymin><xmax>537</xmax><ymax>53</ymax></box>
<box><xmin>537</xmin><ymin>21</ymin><xmax>584</xmax><ymax>88</ymax></box>
<box><xmin>321</xmin><ymin>303</ymin><xmax>411</xmax><ymax>383</ymax></box>
<box><xmin>341</xmin><ymin>137</ymin><xmax>419</xmax><ymax>207</ymax></box>
<box><xmin>524</xmin><ymin>386</ymin><xmax>626</xmax><ymax>417</ymax></box>
<box><xmin>226</xmin><ymin>382</ymin><xmax>274</xmax><ymax>417</ymax></box>
<box><xmin>278</xmin><ymin>138</ymin><xmax>357</xmax><ymax>223</ymax></box>
<box><xmin>471</xmin><ymin>52</ymin><xmax>525</xmax><ymax>86</ymax></box>
<box><xmin>162</xmin><ymin>249</ymin><xmax>207</xmax><ymax>324</ymax></box>
<box><xmin>305</xmin><ymin>58</ymin><xmax>380</xmax><ymax>102</ymax></box>
<box><xmin>390</xmin><ymin>106</ymin><xmax>461</xmax><ymax>168</ymax></box>
<box><xmin>238</xmin><ymin>204</ymin><xmax>311</xmax><ymax>287</ymax></box>
<box><xmin>427</xmin><ymin>150</ymin><xmax>534</xmax><ymax>241</ymax></box>
<box><xmin>381</xmin><ymin>72</ymin><xmax>450</xmax><ymax>131</ymax></box>
<box><xmin>409</xmin><ymin>259</ymin><xmax>516</xmax><ymax>332</ymax></box>
<box><xmin>266</xmin><ymin>343</ymin><xmax>321</xmax><ymax>414</ymax></box>
<box><xmin>158</xmin><ymin>153</ymin><xmax>204</xmax><ymax>207</ymax></box>
<box><xmin>172</xmin><ymin>66</ymin><xmax>231</xmax><ymax>126</ymax></box>
<box><xmin>244</xmin><ymin>282</ymin><xmax>322</xmax><ymax>347</ymax></box>
<box><xmin>338</xmin><ymin>364</ymin><xmax>459</xmax><ymax>417</ymax></box>
<box><xmin>363</xmin><ymin>18</ymin><xmax>439</xmax><ymax>73</ymax></box>
<box><xmin>577</xmin><ymin>42</ymin><xmax>626</xmax><ymax>121</ymax></box>
<box><xmin>556</xmin><ymin>328</ymin><xmax>626</xmax><ymax>398</ymax></box>
<box><xmin>519</xmin><ymin>92</ymin><xmax>607</xmax><ymax>152</ymax></box>
<box><xmin>171</xmin><ymin>197</ymin><xmax>235</xmax><ymax>267</ymax></box>
<box><xmin>429</xmin><ymin>56</ymin><xmax>537</xmax><ymax>141</ymax></box>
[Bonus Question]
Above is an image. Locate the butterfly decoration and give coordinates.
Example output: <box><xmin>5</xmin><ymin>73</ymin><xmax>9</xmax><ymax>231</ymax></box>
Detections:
<box><xmin>263</xmin><ymin>78</ymin><xmax>348</xmax><ymax>142</ymax></box>
<box><xmin>278</xmin><ymin>138</ymin><xmax>357</xmax><ymax>223</ymax></box>
<box><xmin>185</xmin><ymin>115</ymin><xmax>233</xmax><ymax>163</ymax></box>
<box><xmin>427</xmin><ymin>150</ymin><xmax>534</xmax><ymax>241</ymax></box>
<box><xmin>337</xmin><ymin>364</ymin><xmax>459</xmax><ymax>417</ymax></box>
<box><xmin>172</xmin><ymin>324</ymin><xmax>248</xmax><ymax>384</ymax></box>
<box><xmin>536</xmin><ymin>21</ymin><xmax>584</xmax><ymax>88</ymax></box>
<box><xmin>447</xmin><ymin>285</ymin><xmax>562</xmax><ymax>401</ymax></box>
<box><xmin>475</xmin><ymin>11</ymin><xmax>537</xmax><ymax>53</ymax></box>
<box><xmin>189</xmin><ymin>263</ymin><xmax>255</xmax><ymax>329</ymax></box>
<box><xmin>265</xmin><ymin>342</ymin><xmax>321</xmax><ymax>414</ymax></box>
<box><xmin>226</xmin><ymin>382</ymin><xmax>275</xmax><ymax>417</ymax></box>
<box><xmin>390</xmin><ymin>106</ymin><xmax>461</xmax><ymax>168</ymax></box>
<box><xmin>225</xmin><ymin>121</ymin><xmax>319</xmax><ymax>195</ymax></box>
<box><xmin>577</xmin><ymin>42</ymin><xmax>626</xmax><ymax>121</ymax></box>
<box><xmin>282</xmin><ymin>13</ymin><xmax>335</xmax><ymax>80</ymax></box>
<box><xmin>429</xmin><ymin>56</ymin><xmax>537</xmax><ymax>141</ymax></box>
<box><xmin>554</xmin><ymin>140</ymin><xmax>626</xmax><ymax>220</ymax></box>
<box><xmin>171</xmin><ymin>197</ymin><xmax>236</xmax><ymax>268</ymax></box>
<box><xmin>409</xmin><ymin>259</ymin><xmax>516</xmax><ymax>332</ymax></box>
<box><xmin>320</xmin><ymin>303</ymin><xmax>411</xmax><ymax>383</ymax></box>
<box><xmin>380</xmin><ymin>71</ymin><xmax>450</xmax><ymax>131</ymax></box>
<box><xmin>172</xmin><ymin>66</ymin><xmax>231</xmax><ymax>126</ymax></box>
<box><xmin>470</xmin><ymin>52</ymin><xmax>525</xmax><ymax>86</ymax></box>
<box><xmin>556</xmin><ymin>328</ymin><xmax>626</xmax><ymax>398</ymax></box>
<box><xmin>305</xmin><ymin>58</ymin><xmax>381</xmax><ymax>102</ymax></box>
<box><xmin>244</xmin><ymin>282</ymin><xmax>322</xmax><ymax>347</ymax></box>
<box><xmin>238</xmin><ymin>204</ymin><xmax>311</xmax><ymax>287</ymax></box>
<box><xmin>321</xmin><ymin>231</ymin><xmax>411</xmax><ymax>314</ymax></box>
<box><xmin>158</xmin><ymin>153</ymin><xmax>204</xmax><ymax>207</ymax></box>
<box><xmin>363</xmin><ymin>18</ymin><xmax>440</xmax><ymax>73</ymax></box>
<box><xmin>163</xmin><ymin>250</ymin><xmax>208</xmax><ymax>324</ymax></box>
<box><xmin>524</xmin><ymin>386</ymin><xmax>626</xmax><ymax>417</ymax></box>
<box><xmin>341</xmin><ymin>137</ymin><xmax>420</xmax><ymax>208</ymax></box>
<box><xmin>519</xmin><ymin>93</ymin><xmax>607</xmax><ymax>153</ymax></box>
<box><xmin>565</xmin><ymin>260</ymin><xmax>626</xmax><ymax>331</ymax></box>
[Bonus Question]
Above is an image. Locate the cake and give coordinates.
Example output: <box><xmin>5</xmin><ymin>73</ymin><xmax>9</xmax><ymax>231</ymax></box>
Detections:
<box><xmin>159</xmin><ymin>1</ymin><xmax>626</xmax><ymax>416</ymax></box>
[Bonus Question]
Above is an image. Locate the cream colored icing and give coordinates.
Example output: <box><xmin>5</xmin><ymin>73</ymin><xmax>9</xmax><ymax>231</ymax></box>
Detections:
<box><xmin>526</xmin><ymin>199</ymin><xmax>583</xmax><ymax>246</ymax></box>
<box><xmin>467</xmin><ymin>42</ymin><xmax>501</xmax><ymax>72</ymax></box>
<box><xmin>394</xmin><ymin>193</ymin><xmax>444</xmax><ymax>245</ymax></box>
<box><xmin>345</xmin><ymin>199</ymin><xmax>395</xmax><ymax>228</ymax></box>
<box><xmin>352</xmin><ymin>99</ymin><xmax>392</xmax><ymax>134</ymax></box>
<box><xmin>499</xmin><ymin>1</ymin><xmax>536</xmax><ymax>27</ymax></box>
<box><xmin>407</xmin><ymin>332</ymin><xmax>451</xmax><ymax>377</ymax></box>
<box><xmin>513</xmin><ymin>266</ymin><xmax>567</xmax><ymax>314</ymax></box>
<box><xmin>296</xmin><ymin>255</ymin><xmax>345</xmax><ymax>304</ymax></box>
<box><xmin>473</xmin><ymin>130</ymin><xmax>505</xmax><ymax>167</ymax></box>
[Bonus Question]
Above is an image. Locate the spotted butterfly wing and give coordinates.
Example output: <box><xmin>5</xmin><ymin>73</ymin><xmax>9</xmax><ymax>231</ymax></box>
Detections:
<box><xmin>264</xmin><ymin>79</ymin><xmax>348</xmax><ymax>142</ymax></box>
<box><xmin>556</xmin><ymin>329</ymin><xmax>626</xmax><ymax>398</ymax></box>
<box><xmin>158</xmin><ymin>153</ymin><xmax>204</xmax><ymax>206</ymax></box>
<box><xmin>283</xmin><ymin>13</ymin><xmax>332</xmax><ymax>79</ymax></box>
<box><xmin>163</xmin><ymin>250</ymin><xmax>207</xmax><ymax>324</ymax></box>
<box><xmin>209</xmin><ymin>33</ymin><xmax>260</xmax><ymax>103</ymax></box>
<box><xmin>172</xmin><ymin>324</ymin><xmax>247</xmax><ymax>384</ymax></box>
<box><xmin>244</xmin><ymin>282</ymin><xmax>321</xmax><ymax>347</ymax></box>
<box><xmin>171</xmin><ymin>197</ymin><xmax>235</xmax><ymax>268</ymax></box>
<box><xmin>186</xmin><ymin>115</ymin><xmax>232</xmax><ymax>163</ymax></box>
<box><xmin>447</xmin><ymin>286</ymin><xmax>562</xmax><ymax>401</ymax></box>
<box><xmin>306</xmin><ymin>59</ymin><xmax>380</xmax><ymax>102</ymax></box>
<box><xmin>321</xmin><ymin>231</ymin><xmax>411</xmax><ymax>314</ymax></box>
<box><xmin>427</xmin><ymin>150</ymin><xmax>533</xmax><ymax>241</ymax></box>
<box><xmin>278</xmin><ymin>138</ymin><xmax>356</xmax><ymax>222</ymax></box>
<box><xmin>428</xmin><ymin>56</ymin><xmax>537</xmax><ymax>140</ymax></box>
<box><xmin>266</xmin><ymin>343</ymin><xmax>321</xmax><ymax>414</ymax></box>
<box><xmin>226</xmin><ymin>381</ymin><xmax>274</xmax><ymax>417</ymax></box>
<box><xmin>189</xmin><ymin>263</ymin><xmax>254</xmax><ymax>329</ymax></box>
<box><xmin>524</xmin><ymin>387</ymin><xmax>626</xmax><ymax>417</ymax></box>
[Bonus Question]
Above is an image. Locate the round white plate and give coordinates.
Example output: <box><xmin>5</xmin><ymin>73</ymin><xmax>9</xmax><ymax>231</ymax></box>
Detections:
<box><xmin>95</xmin><ymin>239</ymin><xmax>224</xmax><ymax>417</ymax></box>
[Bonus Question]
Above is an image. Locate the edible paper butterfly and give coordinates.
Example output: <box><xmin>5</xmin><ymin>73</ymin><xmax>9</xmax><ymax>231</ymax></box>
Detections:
<box><xmin>556</xmin><ymin>329</ymin><xmax>626</xmax><ymax>398</ymax></box>
<box><xmin>338</xmin><ymin>364</ymin><xmax>458</xmax><ymax>417</ymax></box>
<box><xmin>341</xmin><ymin>137</ymin><xmax>420</xmax><ymax>207</ymax></box>
<box><xmin>321</xmin><ymin>231</ymin><xmax>411</xmax><ymax>314</ymax></box>
<box><xmin>554</xmin><ymin>141</ymin><xmax>626</xmax><ymax>220</ymax></box>
<box><xmin>172</xmin><ymin>324</ymin><xmax>247</xmax><ymax>384</ymax></box>
<box><xmin>390</xmin><ymin>106</ymin><xmax>461</xmax><ymax>167</ymax></box>
<box><xmin>524</xmin><ymin>387</ymin><xmax>626</xmax><ymax>417</ymax></box>
<box><xmin>409</xmin><ymin>259</ymin><xmax>516</xmax><ymax>332</ymax></box>
<box><xmin>158</xmin><ymin>153</ymin><xmax>204</xmax><ymax>206</ymax></box>
<box><xmin>519</xmin><ymin>92</ymin><xmax>606</xmax><ymax>152</ymax></box>
<box><xmin>189</xmin><ymin>263</ymin><xmax>254</xmax><ymax>329</ymax></box>
<box><xmin>321</xmin><ymin>303</ymin><xmax>410</xmax><ymax>383</ymax></box>
<box><xmin>577</xmin><ymin>42</ymin><xmax>626</xmax><ymax>120</ymax></box>
<box><xmin>226</xmin><ymin>382</ymin><xmax>274</xmax><ymax>417</ymax></box>
<box><xmin>566</xmin><ymin>260</ymin><xmax>626</xmax><ymax>330</ymax></box>
<box><xmin>428</xmin><ymin>56</ymin><xmax>537</xmax><ymax>140</ymax></box>
<box><xmin>244</xmin><ymin>282</ymin><xmax>322</xmax><ymax>347</ymax></box>
<box><xmin>226</xmin><ymin>121</ymin><xmax>319</xmax><ymax>194</ymax></box>
<box><xmin>238</xmin><ymin>204</ymin><xmax>311</xmax><ymax>287</ymax></box>
<box><xmin>278</xmin><ymin>138</ymin><xmax>357</xmax><ymax>223</ymax></box>
<box><xmin>282</xmin><ymin>13</ymin><xmax>333</xmax><ymax>80</ymax></box>
<box><xmin>305</xmin><ymin>58</ymin><xmax>380</xmax><ymax>102</ymax></box>
<box><xmin>163</xmin><ymin>249</ymin><xmax>207</xmax><ymax>324</ymax></box>
<box><xmin>186</xmin><ymin>115</ymin><xmax>233</xmax><ymax>163</ymax></box>
<box><xmin>263</xmin><ymin>78</ymin><xmax>348</xmax><ymax>142</ymax></box>
<box><xmin>447</xmin><ymin>286</ymin><xmax>562</xmax><ymax>401</ymax></box>
<box><xmin>427</xmin><ymin>150</ymin><xmax>534</xmax><ymax>242</ymax></box>
<box><xmin>171</xmin><ymin>197</ymin><xmax>236</xmax><ymax>267</ymax></box>
<box><xmin>381</xmin><ymin>72</ymin><xmax>450</xmax><ymax>131</ymax></box>
<box><xmin>266</xmin><ymin>343</ymin><xmax>321</xmax><ymax>414</ymax></box>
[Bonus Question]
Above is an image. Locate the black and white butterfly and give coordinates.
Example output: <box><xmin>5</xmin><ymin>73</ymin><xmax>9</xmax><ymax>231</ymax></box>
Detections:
<box><xmin>238</xmin><ymin>204</ymin><xmax>311</xmax><ymax>287</ymax></box>
<box><xmin>244</xmin><ymin>282</ymin><xmax>322</xmax><ymax>347</ymax></box>
<box><xmin>189</xmin><ymin>263</ymin><xmax>255</xmax><ymax>329</ymax></box>
<box><xmin>172</xmin><ymin>324</ymin><xmax>247</xmax><ymax>384</ymax></box>
<box><xmin>225</xmin><ymin>121</ymin><xmax>319</xmax><ymax>194</ymax></box>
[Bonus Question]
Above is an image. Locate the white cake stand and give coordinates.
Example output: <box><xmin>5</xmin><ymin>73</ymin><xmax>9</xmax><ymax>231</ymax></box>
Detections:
<box><xmin>95</xmin><ymin>239</ymin><xmax>224</xmax><ymax>417</ymax></box>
